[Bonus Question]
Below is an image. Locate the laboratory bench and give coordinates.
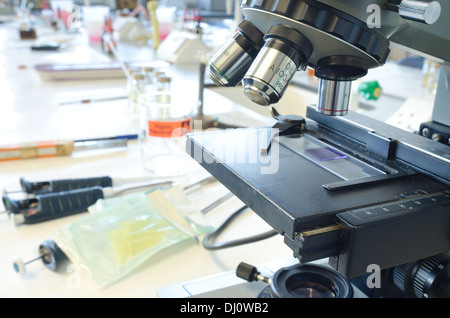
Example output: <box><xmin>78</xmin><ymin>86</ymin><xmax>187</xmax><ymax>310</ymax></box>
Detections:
<box><xmin>0</xmin><ymin>15</ymin><xmax>435</xmax><ymax>298</ymax></box>
<box><xmin>0</xmin><ymin>17</ymin><xmax>295</xmax><ymax>298</ymax></box>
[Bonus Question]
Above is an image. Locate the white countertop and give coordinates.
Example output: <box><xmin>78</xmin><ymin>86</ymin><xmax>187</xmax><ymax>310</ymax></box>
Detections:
<box><xmin>0</xmin><ymin>16</ymin><xmax>438</xmax><ymax>298</ymax></box>
<box><xmin>0</xmin><ymin>20</ymin><xmax>293</xmax><ymax>298</ymax></box>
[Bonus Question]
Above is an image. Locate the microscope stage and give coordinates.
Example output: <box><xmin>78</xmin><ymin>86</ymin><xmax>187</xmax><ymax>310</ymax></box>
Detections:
<box><xmin>187</xmin><ymin>124</ymin><xmax>448</xmax><ymax>239</ymax></box>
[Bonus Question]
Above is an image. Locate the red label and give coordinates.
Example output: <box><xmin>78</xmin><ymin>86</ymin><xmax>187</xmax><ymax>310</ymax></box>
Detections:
<box><xmin>148</xmin><ymin>118</ymin><xmax>191</xmax><ymax>138</ymax></box>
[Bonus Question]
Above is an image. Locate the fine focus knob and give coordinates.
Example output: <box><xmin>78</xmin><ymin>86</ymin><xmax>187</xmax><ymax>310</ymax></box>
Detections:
<box><xmin>398</xmin><ymin>0</ymin><xmax>441</xmax><ymax>24</ymax></box>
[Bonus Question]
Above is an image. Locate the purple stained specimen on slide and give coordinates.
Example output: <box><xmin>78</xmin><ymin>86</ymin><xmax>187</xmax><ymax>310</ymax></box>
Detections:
<box><xmin>305</xmin><ymin>147</ymin><xmax>347</xmax><ymax>161</ymax></box>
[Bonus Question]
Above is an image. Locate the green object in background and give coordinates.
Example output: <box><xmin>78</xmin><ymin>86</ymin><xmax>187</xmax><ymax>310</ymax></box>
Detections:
<box><xmin>359</xmin><ymin>80</ymin><xmax>382</xmax><ymax>100</ymax></box>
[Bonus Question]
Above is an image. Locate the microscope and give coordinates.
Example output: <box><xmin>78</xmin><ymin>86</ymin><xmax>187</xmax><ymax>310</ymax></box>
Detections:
<box><xmin>187</xmin><ymin>0</ymin><xmax>450</xmax><ymax>298</ymax></box>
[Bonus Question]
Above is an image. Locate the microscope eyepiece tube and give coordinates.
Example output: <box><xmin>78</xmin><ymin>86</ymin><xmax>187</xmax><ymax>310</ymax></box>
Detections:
<box><xmin>317</xmin><ymin>79</ymin><xmax>352</xmax><ymax>116</ymax></box>
<box><xmin>209</xmin><ymin>20</ymin><xmax>264</xmax><ymax>87</ymax></box>
<box><xmin>242</xmin><ymin>25</ymin><xmax>313</xmax><ymax>106</ymax></box>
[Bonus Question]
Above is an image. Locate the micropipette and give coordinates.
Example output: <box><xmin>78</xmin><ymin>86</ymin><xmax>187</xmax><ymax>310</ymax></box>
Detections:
<box><xmin>2</xmin><ymin>180</ymin><xmax>172</xmax><ymax>224</ymax></box>
<box><xmin>17</xmin><ymin>174</ymin><xmax>152</xmax><ymax>195</ymax></box>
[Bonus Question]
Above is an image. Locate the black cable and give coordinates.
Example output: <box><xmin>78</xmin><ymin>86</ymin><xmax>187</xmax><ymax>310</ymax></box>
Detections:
<box><xmin>202</xmin><ymin>205</ymin><xmax>278</xmax><ymax>251</ymax></box>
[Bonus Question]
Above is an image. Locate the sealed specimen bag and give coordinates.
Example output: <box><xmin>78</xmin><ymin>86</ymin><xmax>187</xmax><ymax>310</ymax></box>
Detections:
<box><xmin>52</xmin><ymin>186</ymin><xmax>213</xmax><ymax>289</ymax></box>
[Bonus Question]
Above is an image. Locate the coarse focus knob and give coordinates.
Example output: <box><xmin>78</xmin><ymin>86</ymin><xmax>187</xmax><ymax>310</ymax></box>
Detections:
<box><xmin>398</xmin><ymin>0</ymin><xmax>441</xmax><ymax>24</ymax></box>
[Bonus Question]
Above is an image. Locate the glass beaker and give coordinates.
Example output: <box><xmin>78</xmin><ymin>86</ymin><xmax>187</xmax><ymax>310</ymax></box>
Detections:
<box><xmin>139</xmin><ymin>91</ymin><xmax>195</xmax><ymax>177</ymax></box>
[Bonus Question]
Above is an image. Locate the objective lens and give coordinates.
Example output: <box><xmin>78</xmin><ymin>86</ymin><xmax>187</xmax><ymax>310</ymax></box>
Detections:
<box><xmin>315</xmin><ymin>55</ymin><xmax>368</xmax><ymax>116</ymax></box>
<box><xmin>242</xmin><ymin>25</ymin><xmax>313</xmax><ymax>106</ymax></box>
<box><xmin>209</xmin><ymin>20</ymin><xmax>264</xmax><ymax>87</ymax></box>
<box><xmin>317</xmin><ymin>79</ymin><xmax>352</xmax><ymax>116</ymax></box>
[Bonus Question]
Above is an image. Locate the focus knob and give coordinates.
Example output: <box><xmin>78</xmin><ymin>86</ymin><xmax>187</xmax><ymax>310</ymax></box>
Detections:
<box><xmin>393</xmin><ymin>252</ymin><xmax>450</xmax><ymax>298</ymax></box>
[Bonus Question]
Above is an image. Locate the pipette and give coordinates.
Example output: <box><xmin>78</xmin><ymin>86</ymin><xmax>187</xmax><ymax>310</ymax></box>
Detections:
<box><xmin>17</xmin><ymin>174</ymin><xmax>153</xmax><ymax>195</ymax></box>
<box><xmin>147</xmin><ymin>0</ymin><xmax>160</xmax><ymax>50</ymax></box>
<box><xmin>2</xmin><ymin>180</ymin><xmax>172</xmax><ymax>224</ymax></box>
